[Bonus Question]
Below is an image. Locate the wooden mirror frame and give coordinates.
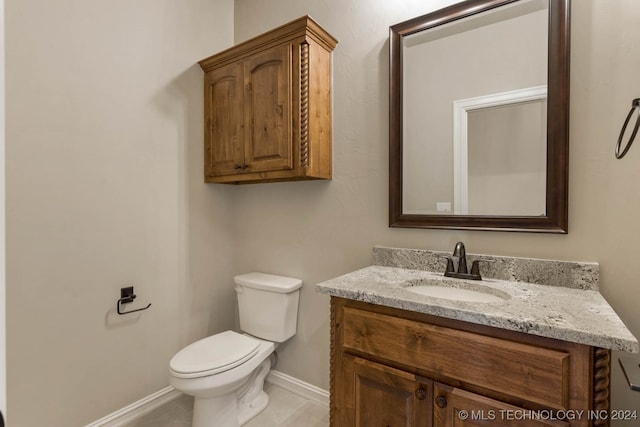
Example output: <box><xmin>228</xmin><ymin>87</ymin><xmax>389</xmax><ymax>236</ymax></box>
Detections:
<box><xmin>389</xmin><ymin>0</ymin><xmax>570</xmax><ymax>233</ymax></box>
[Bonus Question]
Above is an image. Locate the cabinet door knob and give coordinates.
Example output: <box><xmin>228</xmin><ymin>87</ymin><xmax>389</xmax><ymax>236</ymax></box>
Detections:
<box><xmin>414</xmin><ymin>388</ymin><xmax>427</xmax><ymax>400</ymax></box>
<box><xmin>234</xmin><ymin>164</ymin><xmax>243</xmax><ymax>170</ymax></box>
<box><xmin>435</xmin><ymin>396</ymin><xmax>448</xmax><ymax>408</ymax></box>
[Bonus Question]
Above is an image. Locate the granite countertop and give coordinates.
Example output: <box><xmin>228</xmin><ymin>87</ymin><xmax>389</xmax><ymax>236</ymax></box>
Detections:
<box><xmin>315</xmin><ymin>247</ymin><xmax>639</xmax><ymax>352</ymax></box>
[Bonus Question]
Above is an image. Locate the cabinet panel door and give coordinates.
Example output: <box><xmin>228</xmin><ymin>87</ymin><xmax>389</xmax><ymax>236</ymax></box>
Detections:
<box><xmin>244</xmin><ymin>43</ymin><xmax>293</xmax><ymax>173</ymax></box>
<box><xmin>205</xmin><ymin>63</ymin><xmax>245</xmax><ymax>177</ymax></box>
<box><xmin>342</xmin><ymin>354</ymin><xmax>432</xmax><ymax>427</ymax></box>
<box><xmin>433</xmin><ymin>383</ymin><xmax>569</xmax><ymax>427</ymax></box>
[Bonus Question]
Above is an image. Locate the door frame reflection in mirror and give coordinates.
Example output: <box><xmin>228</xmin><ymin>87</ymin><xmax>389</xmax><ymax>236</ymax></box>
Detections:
<box><xmin>453</xmin><ymin>86</ymin><xmax>547</xmax><ymax>215</ymax></box>
<box><xmin>389</xmin><ymin>0</ymin><xmax>570</xmax><ymax>233</ymax></box>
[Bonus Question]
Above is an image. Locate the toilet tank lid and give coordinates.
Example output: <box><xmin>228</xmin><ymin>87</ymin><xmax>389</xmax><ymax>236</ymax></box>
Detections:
<box><xmin>234</xmin><ymin>272</ymin><xmax>302</xmax><ymax>293</ymax></box>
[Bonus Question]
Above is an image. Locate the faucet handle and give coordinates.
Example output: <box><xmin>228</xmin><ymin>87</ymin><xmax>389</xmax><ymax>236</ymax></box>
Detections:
<box><xmin>436</xmin><ymin>255</ymin><xmax>455</xmax><ymax>274</ymax></box>
<box><xmin>470</xmin><ymin>259</ymin><xmax>495</xmax><ymax>280</ymax></box>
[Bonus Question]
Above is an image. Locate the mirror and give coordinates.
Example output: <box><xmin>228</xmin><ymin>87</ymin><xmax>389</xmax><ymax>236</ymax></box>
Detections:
<box><xmin>389</xmin><ymin>0</ymin><xmax>570</xmax><ymax>232</ymax></box>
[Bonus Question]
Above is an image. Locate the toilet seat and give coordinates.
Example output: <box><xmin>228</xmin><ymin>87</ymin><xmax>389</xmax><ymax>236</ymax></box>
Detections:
<box><xmin>169</xmin><ymin>331</ymin><xmax>260</xmax><ymax>379</ymax></box>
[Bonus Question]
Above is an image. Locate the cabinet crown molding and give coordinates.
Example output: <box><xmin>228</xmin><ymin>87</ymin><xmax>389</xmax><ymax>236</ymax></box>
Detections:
<box><xmin>199</xmin><ymin>15</ymin><xmax>337</xmax><ymax>72</ymax></box>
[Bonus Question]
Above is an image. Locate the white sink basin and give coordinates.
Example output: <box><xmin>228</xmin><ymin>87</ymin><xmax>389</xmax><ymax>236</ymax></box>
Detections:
<box><xmin>402</xmin><ymin>278</ymin><xmax>510</xmax><ymax>303</ymax></box>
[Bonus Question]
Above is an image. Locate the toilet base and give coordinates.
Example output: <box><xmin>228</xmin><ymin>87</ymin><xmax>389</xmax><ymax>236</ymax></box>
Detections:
<box><xmin>192</xmin><ymin>393</ymin><xmax>237</xmax><ymax>427</ymax></box>
<box><xmin>191</xmin><ymin>358</ymin><xmax>271</xmax><ymax>427</ymax></box>
<box><xmin>237</xmin><ymin>390</ymin><xmax>268</xmax><ymax>425</ymax></box>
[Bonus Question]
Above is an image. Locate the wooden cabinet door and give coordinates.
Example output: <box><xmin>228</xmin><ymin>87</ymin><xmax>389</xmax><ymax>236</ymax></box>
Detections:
<box><xmin>204</xmin><ymin>63</ymin><xmax>245</xmax><ymax>177</ymax></box>
<box><xmin>341</xmin><ymin>354</ymin><xmax>432</xmax><ymax>427</ymax></box>
<box><xmin>243</xmin><ymin>43</ymin><xmax>293</xmax><ymax>173</ymax></box>
<box><xmin>433</xmin><ymin>383</ymin><xmax>569</xmax><ymax>427</ymax></box>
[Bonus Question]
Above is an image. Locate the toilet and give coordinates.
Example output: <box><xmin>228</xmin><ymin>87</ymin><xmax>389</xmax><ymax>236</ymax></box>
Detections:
<box><xmin>169</xmin><ymin>272</ymin><xmax>302</xmax><ymax>427</ymax></box>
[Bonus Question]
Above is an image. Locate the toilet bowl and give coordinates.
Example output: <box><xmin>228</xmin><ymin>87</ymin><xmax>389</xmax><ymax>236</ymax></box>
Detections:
<box><xmin>169</xmin><ymin>272</ymin><xmax>302</xmax><ymax>427</ymax></box>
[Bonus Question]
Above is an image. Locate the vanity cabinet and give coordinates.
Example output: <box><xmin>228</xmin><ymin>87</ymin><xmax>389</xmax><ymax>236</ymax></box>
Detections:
<box><xmin>198</xmin><ymin>16</ymin><xmax>337</xmax><ymax>184</ymax></box>
<box><xmin>432</xmin><ymin>383</ymin><xmax>568</xmax><ymax>427</ymax></box>
<box><xmin>331</xmin><ymin>297</ymin><xmax>611</xmax><ymax>427</ymax></box>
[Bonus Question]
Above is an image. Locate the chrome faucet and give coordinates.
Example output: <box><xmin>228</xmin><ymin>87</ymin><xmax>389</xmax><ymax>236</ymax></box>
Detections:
<box><xmin>439</xmin><ymin>242</ymin><xmax>493</xmax><ymax>281</ymax></box>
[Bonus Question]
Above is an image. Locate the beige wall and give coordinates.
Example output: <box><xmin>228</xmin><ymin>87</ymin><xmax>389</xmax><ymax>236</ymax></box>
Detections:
<box><xmin>5</xmin><ymin>0</ymin><xmax>640</xmax><ymax>425</ymax></box>
<box><xmin>234</xmin><ymin>0</ymin><xmax>640</xmax><ymax>423</ymax></box>
<box><xmin>6</xmin><ymin>0</ymin><xmax>235</xmax><ymax>425</ymax></box>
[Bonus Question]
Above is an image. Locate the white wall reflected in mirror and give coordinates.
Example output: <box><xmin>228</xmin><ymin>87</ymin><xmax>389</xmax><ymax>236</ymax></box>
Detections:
<box><xmin>401</xmin><ymin>0</ymin><xmax>548</xmax><ymax>216</ymax></box>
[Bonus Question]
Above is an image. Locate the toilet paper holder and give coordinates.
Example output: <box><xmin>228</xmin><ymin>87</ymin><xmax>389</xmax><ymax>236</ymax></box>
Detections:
<box><xmin>117</xmin><ymin>286</ymin><xmax>152</xmax><ymax>315</ymax></box>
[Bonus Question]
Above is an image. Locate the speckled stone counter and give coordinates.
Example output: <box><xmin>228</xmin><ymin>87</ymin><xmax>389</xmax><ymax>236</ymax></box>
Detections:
<box><xmin>316</xmin><ymin>246</ymin><xmax>638</xmax><ymax>352</ymax></box>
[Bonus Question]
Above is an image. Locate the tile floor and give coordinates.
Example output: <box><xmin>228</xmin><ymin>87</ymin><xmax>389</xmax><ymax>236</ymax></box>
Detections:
<box><xmin>125</xmin><ymin>383</ymin><xmax>329</xmax><ymax>427</ymax></box>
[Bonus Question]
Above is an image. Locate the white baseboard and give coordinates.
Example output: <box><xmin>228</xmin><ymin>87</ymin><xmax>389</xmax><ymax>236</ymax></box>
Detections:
<box><xmin>85</xmin><ymin>371</ymin><xmax>328</xmax><ymax>426</ymax></box>
<box><xmin>84</xmin><ymin>386</ymin><xmax>182</xmax><ymax>427</ymax></box>
<box><xmin>266</xmin><ymin>370</ymin><xmax>329</xmax><ymax>408</ymax></box>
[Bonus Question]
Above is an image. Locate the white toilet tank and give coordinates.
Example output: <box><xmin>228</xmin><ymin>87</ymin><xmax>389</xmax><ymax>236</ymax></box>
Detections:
<box><xmin>234</xmin><ymin>272</ymin><xmax>302</xmax><ymax>342</ymax></box>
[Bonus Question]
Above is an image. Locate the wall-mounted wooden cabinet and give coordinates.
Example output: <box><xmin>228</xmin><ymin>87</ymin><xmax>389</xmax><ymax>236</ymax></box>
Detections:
<box><xmin>198</xmin><ymin>16</ymin><xmax>337</xmax><ymax>184</ymax></box>
<box><xmin>331</xmin><ymin>297</ymin><xmax>611</xmax><ymax>427</ymax></box>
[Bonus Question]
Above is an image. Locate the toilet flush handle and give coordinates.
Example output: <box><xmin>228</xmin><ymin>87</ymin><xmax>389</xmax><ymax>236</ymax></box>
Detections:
<box><xmin>234</xmin><ymin>285</ymin><xmax>244</xmax><ymax>294</ymax></box>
